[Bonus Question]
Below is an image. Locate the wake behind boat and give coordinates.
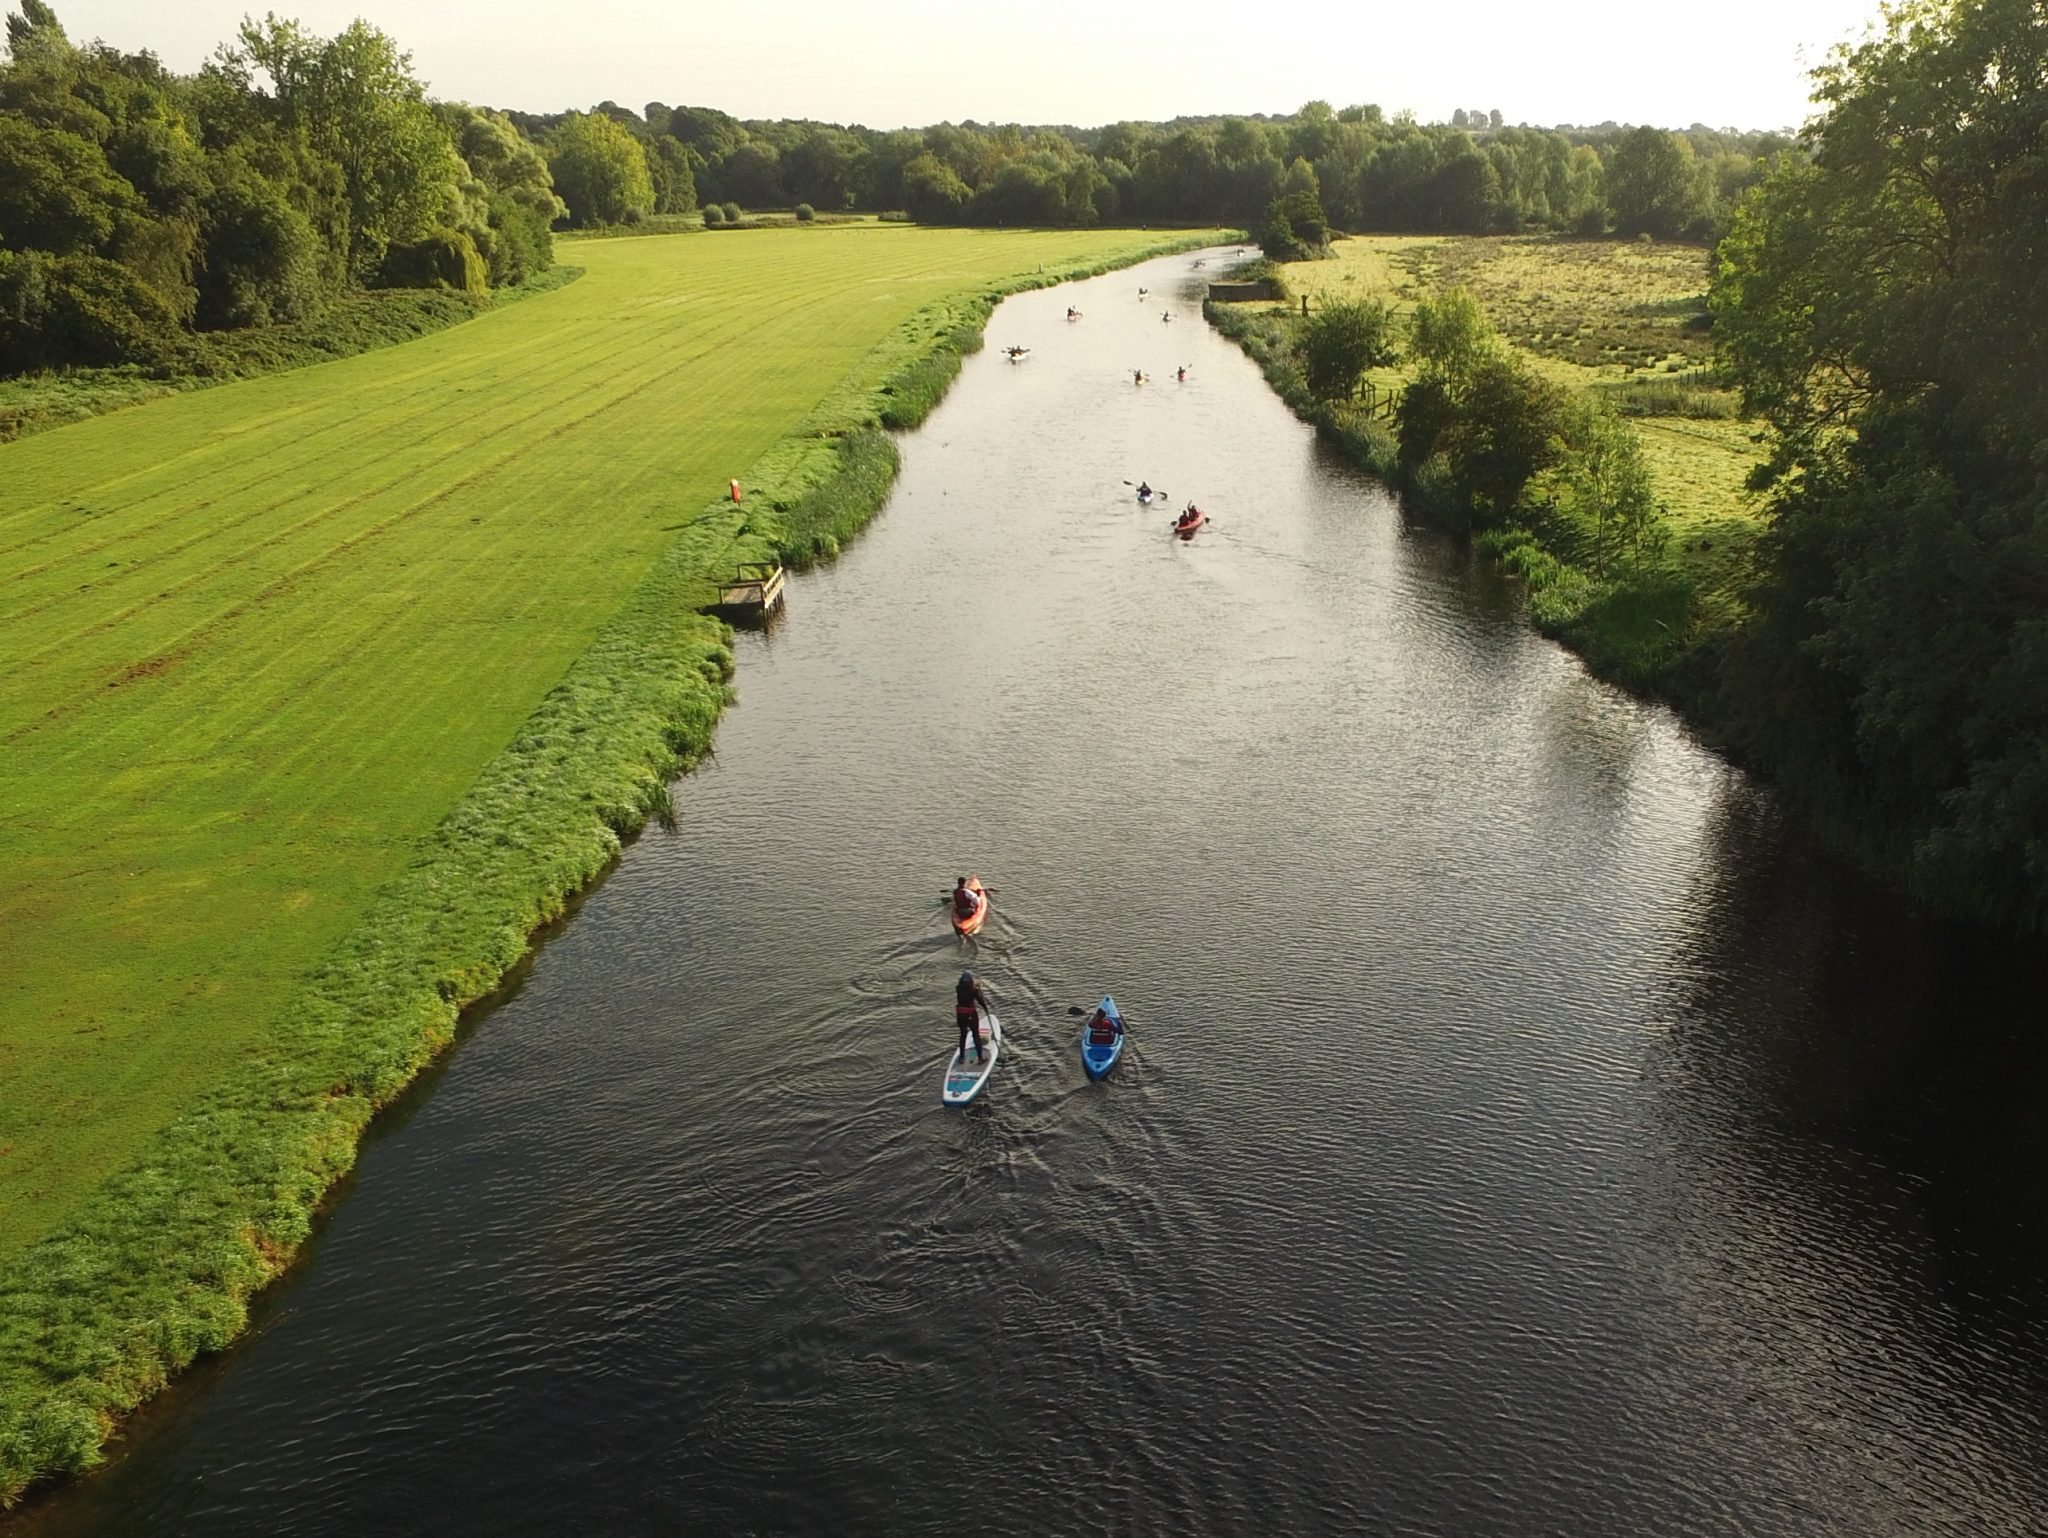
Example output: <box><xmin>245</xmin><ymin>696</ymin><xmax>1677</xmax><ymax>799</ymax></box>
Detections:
<box><xmin>942</xmin><ymin>1007</ymin><xmax>1001</xmax><ymax>1106</ymax></box>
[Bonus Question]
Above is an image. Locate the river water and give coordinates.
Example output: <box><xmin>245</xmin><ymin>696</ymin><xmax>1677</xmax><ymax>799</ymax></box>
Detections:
<box><xmin>17</xmin><ymin>250</ymin><xmax>2048</xmax><ymax>1536</ymax></box>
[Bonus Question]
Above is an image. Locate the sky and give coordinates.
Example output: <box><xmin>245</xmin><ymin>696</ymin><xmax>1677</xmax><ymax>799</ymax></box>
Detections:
<box><xmin>51</xmin><ymin>0</ymin><xmax>1883</xmax><ymax>132</ymax></box>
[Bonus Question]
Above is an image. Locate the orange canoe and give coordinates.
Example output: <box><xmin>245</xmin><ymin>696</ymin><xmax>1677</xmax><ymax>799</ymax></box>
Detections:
<box><xmin>951</xmin><ymin>878</ymin><xmax>988</xmax><ymax>936</ymax></box>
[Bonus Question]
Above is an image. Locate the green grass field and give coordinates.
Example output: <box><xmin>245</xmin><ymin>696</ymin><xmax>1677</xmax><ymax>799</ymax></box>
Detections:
<box><xmin>0</xmin><ymin>224</ymin><xmax>1188</xmax><ymax>1265</ymax></box>
<box><xmin>1275</xmin><ymin>233</ymin><xmax>1757</xmax><ymax>533</ymax></box>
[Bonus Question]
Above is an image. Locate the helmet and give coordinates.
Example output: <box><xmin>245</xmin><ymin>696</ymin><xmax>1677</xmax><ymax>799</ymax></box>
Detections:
<box><xmin>960</xmin><ymin>969</ymin><xmax>975</xmax><ymax>984</ymax></box>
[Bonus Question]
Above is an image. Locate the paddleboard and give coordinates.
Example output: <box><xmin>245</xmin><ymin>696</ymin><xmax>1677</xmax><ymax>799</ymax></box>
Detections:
<box><xmin>942</xmin><ymin>1007</ymin><xmax>1002</xmax><ymax>1106</ymax></box>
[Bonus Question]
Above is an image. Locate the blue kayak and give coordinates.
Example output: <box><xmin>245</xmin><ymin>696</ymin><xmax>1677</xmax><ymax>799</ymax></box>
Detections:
<box><xmin>1080</xmin><ymin>996</ymin><xmax>1126</xmax><ymax>1081</ymax></box>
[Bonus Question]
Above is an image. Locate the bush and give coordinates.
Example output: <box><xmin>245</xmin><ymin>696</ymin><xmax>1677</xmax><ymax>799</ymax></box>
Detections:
<box><xmin>1258</xmin><ymin>189</ymin><xmax>1331</xmax><ymax>262</ymax></box>
<box><xmin>720</xmin><ymin>202</ymin><xmax>741</xmax><ymax>223</ymax></box>
<box><xmin>793</xmin><ymin>202</ymin><xmax>815</xmax><ymax>222</ymax></box>
<box><xmin>1394</xmin><ymin>372</ymin><xmax>1454</xmax><ymax>467</ymax></box>
<box><xmin>196</xmin><ymin>161</ymin><xmax>326</xmax><ymax>329</ymax></box>
<box><xmin>0</xmin><ymin>249</ymin><xmax>188</xmax><ymax>376</ymax></box>
<box><xmin>477</xmin><ymin>194</ymin><xmax>553</xmax><ymax>287</ymax></box>
<box><xmin>702</xmin><ymin>204</ymin><xmax>725</xmax><ymax>227</ymax></box>
<box><xmin>1298</xmin><ymin>299</ymin><xmax>1398</xmax><ymax>401</ymax></box>
<box><xmin>377</xmin><ymin>228</ymin><xmax>488</xmax><ymax>295</ymax></box>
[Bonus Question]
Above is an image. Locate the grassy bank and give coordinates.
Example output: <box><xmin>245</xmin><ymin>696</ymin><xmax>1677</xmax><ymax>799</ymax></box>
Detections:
<box><xmin>0</xmin><ymin>223</ymin><xmax>1220</xmax><ymax>1503</ymax></box>
<box><xmin>0</xmin><ymin>267</ymin><xmax>583</xmax><ymax>444</ymax></box>
<box><xmin>1209</xmin><ymin>234</ymin><xmax>1760</xmax><ymax>701</ymax></box>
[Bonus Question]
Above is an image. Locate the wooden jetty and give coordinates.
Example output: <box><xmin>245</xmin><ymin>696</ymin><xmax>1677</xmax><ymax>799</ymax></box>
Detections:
<box><xmin>711</xmin><ymin>560</ymin><xmax>786</xmax><ymax>620</ymax></box>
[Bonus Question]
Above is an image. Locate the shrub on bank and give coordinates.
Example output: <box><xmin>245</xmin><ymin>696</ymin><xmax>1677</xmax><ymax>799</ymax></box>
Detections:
<box><xmin>771</xmin><ymin>429</ymin><xmax>900</xmax><ymax>564</ymax></box>
<box><xmin>877</xmin><ymin>320</ymin><xmax>986</xmax><ymax>429</ymax></box>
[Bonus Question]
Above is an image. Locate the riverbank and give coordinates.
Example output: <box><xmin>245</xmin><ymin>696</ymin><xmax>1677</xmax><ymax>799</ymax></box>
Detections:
<box><xmin>0</xmin><ymin>227</ymin><xmax>1222</xmax><ymax>1506</ymax></box>
<box><xmin>1205</xmin><ymin>234</ymin><xmax>1756</xmax><ymax>704</ymax></box>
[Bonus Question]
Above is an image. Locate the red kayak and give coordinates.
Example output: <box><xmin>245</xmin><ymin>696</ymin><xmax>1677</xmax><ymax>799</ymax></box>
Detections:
<box><xmin>1174</xmin><ymin>507</ymin><xmax>1205</xmax><ymax>539</ymax></box>
<box><xmin>951</xmin><ymin>877</ymin><xmax>988</xmax><ymax>936</ymax></box>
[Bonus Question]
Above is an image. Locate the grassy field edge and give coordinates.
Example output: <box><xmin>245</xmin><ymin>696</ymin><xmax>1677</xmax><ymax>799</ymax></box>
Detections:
<box><xmin>0</xmin><ymin>266</ymin><xmax>585</xmax><ymax>444</ymax></box>
<box><xmin>0</xmin><ymin>228</ymin><xmax>1219</xmax><ymax>1507</ymax></box>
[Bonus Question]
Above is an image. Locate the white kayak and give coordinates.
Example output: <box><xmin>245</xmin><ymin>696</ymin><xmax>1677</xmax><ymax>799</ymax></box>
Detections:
<box><xmin>942</xmin><ymin>1007</ymin><xmax>1002</xmax><ymax>1106</ymax></box>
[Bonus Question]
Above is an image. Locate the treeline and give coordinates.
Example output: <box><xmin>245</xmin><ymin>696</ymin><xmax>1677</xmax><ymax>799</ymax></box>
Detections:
<box><xmin>0</xmin><ymin>2</ymin><xmax>560</xmax><ymax>378</ymax></box>
<box><xmin>516</xmin><ymin>101</ymin><xmax>1786</xmax><ymax>240</ymax></box>
<box><xmin>2</xmin><ymin>0</ymin><xmax>1786</xmax><ymax>381</ymax></box>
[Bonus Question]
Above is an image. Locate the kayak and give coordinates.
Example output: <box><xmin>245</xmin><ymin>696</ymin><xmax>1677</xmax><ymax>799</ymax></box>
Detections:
<box><xmin>943</xmin><ymin>1007</ymin><xmax>1002</xmax><ymax>1106</ymax></box>
<box><xmin>1136</xmin><ymin>489</ymin><xmax>1156</xmax><ymax>505</ymax></box>
<box><xmin>1081</xmin><ymin>996</ymin><xmax>1126</xmax><ymax>1081</ymax></box>
<box><xmin>1175</xmin><ymin>509</ymin><xmax>1205</xmax><ymax>539</ymax></box>
<box><xmin>951</xmin><ymin>877</ymin><xmax>987</xmax><ymax>936</ymax></box>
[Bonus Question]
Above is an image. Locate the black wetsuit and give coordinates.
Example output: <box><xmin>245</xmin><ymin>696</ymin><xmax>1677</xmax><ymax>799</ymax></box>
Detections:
<box><xmin>955</xmin><ymin>977</ymin><xmax>989</xmax><ymax>1061</ymax></box>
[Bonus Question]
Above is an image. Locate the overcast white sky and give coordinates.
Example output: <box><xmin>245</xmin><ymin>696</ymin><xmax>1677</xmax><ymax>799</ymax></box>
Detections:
<box><xmin>50</xmin><ymin>0</ymin><xmax>1881</xmax><ymax>131</ymax></box>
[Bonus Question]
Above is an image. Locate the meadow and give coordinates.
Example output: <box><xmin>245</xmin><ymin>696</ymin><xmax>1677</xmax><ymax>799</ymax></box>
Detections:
<box><xmin>1223</xmin><ymin>234</ymin><xmax>1760</xmax><ymax>693</ymax></box>
<box><xmin>0</xmin><ymin>222</ymin><xmax>1210</xmax><ymax>1499</ymax></box>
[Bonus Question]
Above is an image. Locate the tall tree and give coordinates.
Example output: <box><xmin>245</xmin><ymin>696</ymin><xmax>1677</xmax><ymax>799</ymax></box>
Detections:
<box><xmin>547</xmin><ymin>109</ymin><xmax>652</xmax><ymax>225</ymax></box>
<box><xmin>1603</xmin><ymin>125</ymin><xmax>1705</xmax><ymax>237</ymax></box>
<box><xmin>227</xmin><ymin>17</ymin><xmax>464</xmax><ymax>277</ymax></box>
<box><xmin>1710</xmin><ymin>0</ymin><xmax>2048</xmax><ymax>926</ymax></box>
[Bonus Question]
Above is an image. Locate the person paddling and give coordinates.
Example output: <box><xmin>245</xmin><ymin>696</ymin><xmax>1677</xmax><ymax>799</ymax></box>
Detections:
<box><xmin>952</xmin><ymin>875</ymin><xmax>982</xmax><ymax>923</ymax></box>
<box><xmin>1136</xmin><ymin>481</ymin><xmax>1152</xmax><ymax>500</ymax></box>
<box><xmin>1133</xmin><ymin>368</ymin><xmax>1144</xmax><ymax>385</ymax></box>
<box><xmin>956</xmin><ymin>969</ymin><xmax>991</xmax><ymax>1063</ymax></box>
<box><xmin>1176</xmin><ymin>365</ymin><xmax>1186</xmax><ymax>382</ymax></box>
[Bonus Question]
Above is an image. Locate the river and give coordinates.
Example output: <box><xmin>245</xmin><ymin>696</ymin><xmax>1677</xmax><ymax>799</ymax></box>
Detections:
<box><xmin>15</xmin><ymin>248</ymin><xmax>2048</xmax><ymax>1536</ymax></box>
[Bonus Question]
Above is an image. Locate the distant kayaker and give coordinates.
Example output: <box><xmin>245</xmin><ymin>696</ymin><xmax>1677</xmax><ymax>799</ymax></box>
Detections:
<box><xmin>1137</xmin><ymin>481</ymin><xmax>1152</xmax><ymax>499</ymax></box>
<box><xmin>1133</xmin><ymin>369</ymin><xmax>1144</xmax><ymax>384</ymax></box>
<box><xmin>956</xmin><ymin>969</ymin><xmax>991</xmax><ymax>1063</ymax></box>
<box><xmin>1176</xmin><ymin>365</ymin><xmax>1186</xmax><ymax>382</ymax></box>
